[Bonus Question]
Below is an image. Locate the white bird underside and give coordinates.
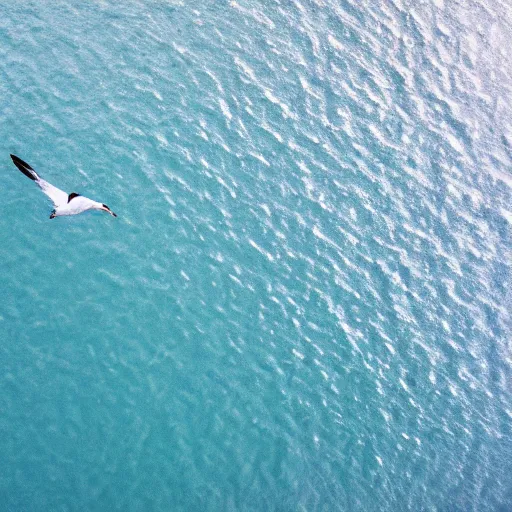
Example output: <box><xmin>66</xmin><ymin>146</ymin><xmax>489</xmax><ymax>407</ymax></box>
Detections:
<box><xmin>10</xmin><ymin>154</ymin><xmax>116</xmax><ymax>219</ymax></box>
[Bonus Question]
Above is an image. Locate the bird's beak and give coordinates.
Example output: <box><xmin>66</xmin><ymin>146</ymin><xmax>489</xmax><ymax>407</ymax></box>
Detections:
<box><xmin>102</xmin><ymin>205</ymin><xmax>117</xmax><ymax>217</ymax></box>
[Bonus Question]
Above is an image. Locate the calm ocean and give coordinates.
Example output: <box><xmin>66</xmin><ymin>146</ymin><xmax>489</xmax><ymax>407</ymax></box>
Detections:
<box><xmin>1</xmin><ymin>1</ymin><xmax>511</xmax><ymax>510</ymax></box>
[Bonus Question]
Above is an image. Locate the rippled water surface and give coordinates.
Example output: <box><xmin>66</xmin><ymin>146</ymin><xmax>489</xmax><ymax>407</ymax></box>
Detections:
<box><xmin>1</xmin><ymin>1</ymin><xmax>511</xmax><ymax>510</ymax></box>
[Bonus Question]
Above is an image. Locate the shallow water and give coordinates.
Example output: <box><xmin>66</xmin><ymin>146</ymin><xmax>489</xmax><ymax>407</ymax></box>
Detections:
<box><xmin>1</xmin><ymin>1</ymin><xmax>511</xmax><ymax>510</ymax></box>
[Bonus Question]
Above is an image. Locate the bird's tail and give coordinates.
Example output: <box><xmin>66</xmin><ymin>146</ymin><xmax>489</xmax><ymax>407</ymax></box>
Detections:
<box><xmin>10</xmin><ymin>154</ymin><xmax>39</xmax><ymax>181</ymax></box>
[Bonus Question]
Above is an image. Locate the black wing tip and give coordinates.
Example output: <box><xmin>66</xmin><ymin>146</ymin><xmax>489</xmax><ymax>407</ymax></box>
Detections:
<box><xmin>10</xmin><ymin>154</ymin><xmax>37</xmax><ymax>181</ymax></box>
<box><xmin>10</xmin><ymin>154</ymin><xmax>33</xmax><ymax>169</ymax></box>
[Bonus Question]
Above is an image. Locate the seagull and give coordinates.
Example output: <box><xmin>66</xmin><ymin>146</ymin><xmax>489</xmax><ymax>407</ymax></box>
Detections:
<box><xmin>10</xmin><ymin>154</ymin><xmax>117</xmax><ymax>219</ymax></box>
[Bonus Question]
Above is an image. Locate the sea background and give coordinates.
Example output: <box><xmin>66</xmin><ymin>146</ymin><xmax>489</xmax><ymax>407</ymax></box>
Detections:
<box><xmin>1</xmin><ymin>1</ymin><xmax>511</xmax><ymax>510</ymax></box>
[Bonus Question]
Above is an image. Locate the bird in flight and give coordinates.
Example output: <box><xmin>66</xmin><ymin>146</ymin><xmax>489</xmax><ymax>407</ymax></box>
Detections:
<box><xmin>10</xmin><ymin>154</ymin><xmax>117</xmax><ymax>219</ymax></box>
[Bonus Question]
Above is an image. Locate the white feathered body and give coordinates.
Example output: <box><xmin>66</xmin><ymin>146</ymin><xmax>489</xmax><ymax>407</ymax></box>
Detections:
<box><xmin>54</xmin><ymin>196</ymin><xmax>104</xmax><ymax>216</ymax></box>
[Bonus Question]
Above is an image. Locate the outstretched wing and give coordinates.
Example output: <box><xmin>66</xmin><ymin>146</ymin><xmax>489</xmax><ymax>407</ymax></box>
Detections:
<box><xmin>10</xmin><ymin>154</ymin><xmax>69</xmax><ymax>207</ymax></box>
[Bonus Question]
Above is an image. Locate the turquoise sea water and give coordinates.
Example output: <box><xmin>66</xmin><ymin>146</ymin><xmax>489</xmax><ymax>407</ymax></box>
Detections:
<box><xmin>1</xmin><ymin>1</ymin><xmax>511</xmax><ymax>510</ymax></box>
